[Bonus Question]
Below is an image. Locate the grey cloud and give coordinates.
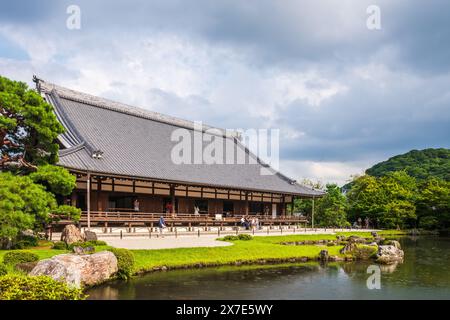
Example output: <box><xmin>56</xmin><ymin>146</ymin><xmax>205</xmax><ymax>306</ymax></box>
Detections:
<box><xmin>1</xmin><ymin>0</ymin><xmax>450</xmax><ymax>181</ymax></box>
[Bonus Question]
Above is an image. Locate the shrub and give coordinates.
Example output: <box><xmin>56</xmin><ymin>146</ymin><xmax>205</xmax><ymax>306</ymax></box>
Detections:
<box><xmin>0</xmin><ymin>263</ymin><xmax>7</xmax><ymax>276</ymax></box>
<box><xmin>67</xmin><ymin>240</ymin><xmax>107</xmax><ymax>251</ymax></box>
<box><xmin>89</xmin><ymin>240</ymin><xmax>107</xmax><ymax>246</ymax></box>
<box><xmin>237</xmin><ymin>234</ymin><xmax>253</xmax><ymax>240</ymax></box>
<box><xmin>220</xmin><ymin>234</ymin><xmax>253</xmax><ymax>241</ymax></box>
<box><xmin>108</xmin><ymin>248</ymin><xmax>135</xmax><ymax>280</ymax></box>
<box><xmin>12</xmin><ymin>235</ymin><xmax>39</xmax><ymax>249</ymax></box>
<box><xmin>221</xmin><ymin>235</ymin><xmax>238</xmax><ymax>241</ymax></box>
<box><xmin>52</xmin><ymin>241</ymin><xmax>68</xmax><ymax>250</ymax></box>
<box><xmin>0</xmin><ymin>275</ymin><xmax>86</xmax><ymax>300</ymax></box>
<box><xmin>419</xmin><ymin>216</ymin><xmax>439</xmax><ymax>230</ymax></box>
<box><xmin>2</xmin><ymin>251</ymin><xmax>39</xmax><ymax>267</ymax></box>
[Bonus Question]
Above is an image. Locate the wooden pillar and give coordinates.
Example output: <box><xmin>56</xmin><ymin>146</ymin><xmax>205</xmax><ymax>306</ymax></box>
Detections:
<box><xmin>290</xmin><ymin>196</ymin><xmax>295</xmax><ymax>216</ymax></box>
<box><xmin>97</xmin><ymin>177</ymin><xmax>102</xmax><ymax>212</ymax></box>
<box><xmin>312</xmin><ymin>196</ymin><xmax>315</xmax><ymax>229</ymax></box>
<box><xmin>245</xmin><ymin>192</ymin><xmax>249</xmax><ymax>216</ymax></box>
<box><xmin>87</xmin><ymin>172</ymin><xmax>91</xmax><ymax>230</ymax></box>
<box><xmin>170</xmin><ymin>184</ymin><xmax>176</xmax><ymax>215</ymax></box>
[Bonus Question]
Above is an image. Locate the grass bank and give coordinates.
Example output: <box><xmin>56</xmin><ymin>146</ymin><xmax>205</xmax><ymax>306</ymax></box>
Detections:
<box><xmin>0</xmin><ymin>230</ymin><xmax>401</xmax><ymax>275</ymax></box>
<box><xmin>131</xmin><ymin>231</ymin><xmax>383</xmax><ymax>272</ymax></box>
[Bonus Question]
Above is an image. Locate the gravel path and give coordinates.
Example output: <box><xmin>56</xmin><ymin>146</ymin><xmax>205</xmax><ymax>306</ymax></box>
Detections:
<box><xmin>98</xmin><ymin>229</ymin><xmax>379</xmax><ymax>250</ymax></box>
<box><xmin>103</xmin><ymin>235</ymin><xmax>233</xmax><ymax>250</ymax></box>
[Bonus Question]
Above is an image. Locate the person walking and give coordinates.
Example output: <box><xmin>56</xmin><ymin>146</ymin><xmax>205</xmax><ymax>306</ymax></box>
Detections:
<box><xmin>251</xmin><ymin>217</ymin><xmax>256</xmax><ymax>231</ymax></box>
<box><xmin>240</xmin><ymin>216</ymin><xmax>246</xmax><ymax>228</ymax></box>
<box><xmin>158</xmin><ymin>216</ymin><xmax>167</xmax><ymax>237</ymax></box>
<box><xmin>256</xmin><ymin>217</ymin><xmax>261</xmax><ymax>230</ymax></box>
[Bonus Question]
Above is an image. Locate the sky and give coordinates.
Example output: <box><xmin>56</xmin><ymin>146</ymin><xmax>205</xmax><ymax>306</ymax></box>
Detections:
<box><xmin>1</xmin><ymin>0</ymin><xmax>449</xmax><ymax>186</ymax></box>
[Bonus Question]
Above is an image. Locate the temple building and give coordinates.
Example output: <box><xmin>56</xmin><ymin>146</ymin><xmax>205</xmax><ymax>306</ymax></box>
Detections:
<box><xmin>35</xmin><ymin>77</ymin><xmax>324</xmax><ymax>229</ymax></box>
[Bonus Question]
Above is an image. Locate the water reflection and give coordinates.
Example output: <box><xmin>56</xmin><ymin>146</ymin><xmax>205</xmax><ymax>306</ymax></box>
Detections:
<box><xmin>87</xmin><ymin>236</ymin><xmax>450</xmax><ymax>300</ymax></box>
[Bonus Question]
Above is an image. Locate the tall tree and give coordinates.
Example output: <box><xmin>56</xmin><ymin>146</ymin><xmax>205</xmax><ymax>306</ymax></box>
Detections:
<box><xmin>347</xmin><ymin>171</ymin><xmax>418</xmax><ymax>229</ymax></box>
<box><xmin>416</xmin><ymin>177</ymin><xmax>450</xmax><ymax>229</ymax></box>
<box><xmin>0</xmin><ymin>75</ymin><xmax>64</xmax><ymax>171</ymax></box>
<box><xmin>0</xmin><ymin>75</ymin><xmax>79</xmax><ymax>246</ymax></box>
<box><xmin>315</xmin><ymin>184</ymin><xmax>349</xmax><ymax>227</ymax></box>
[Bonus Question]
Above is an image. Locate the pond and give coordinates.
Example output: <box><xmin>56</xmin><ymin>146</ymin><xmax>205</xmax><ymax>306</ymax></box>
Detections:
<box><xmin>87</xmin><ymin>236</ymin><xmax>450</xmax><ymax>300</ymax></box>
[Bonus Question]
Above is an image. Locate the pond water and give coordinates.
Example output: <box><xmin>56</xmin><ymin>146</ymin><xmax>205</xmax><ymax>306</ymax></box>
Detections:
<box><xmin>87</xmin><ymin>236</ymin><xmax>450</xmax><ymax>300</ymax></box>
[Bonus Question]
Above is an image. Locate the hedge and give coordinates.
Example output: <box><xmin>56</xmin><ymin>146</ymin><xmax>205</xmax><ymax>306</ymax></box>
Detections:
<box><xmin>0</xmin><ymin>263</ymin><xmax>7</xmax><ymax>276</ymax></box>
<box><xmin>2</xmin><ymin>251</ymin><xmax>39</xmax><ymax>267</ymax></box>
<box><xmin>12</xmin><ymin>235</ymin><xmax>39</xmax><ymax>249</ymax></box>
<box><xmin>52</xmin><ymin>241</ymin><xmax>68</xmax><ymax>250</ymax></box>
<box><xmin>67</xmin><ymin>240</ymin><xmax>107</xmax><ymax>251</ymax></box>
<box><xmin>0</xmin><ymin>275</ymin><xmax>86</xmax><ymax>300</ymax></box>
<box><xmin>108</xmin><ymin>248</ymin><xmax>135</xmax><ymax>280</ymax></box>
<box><xmin>221</xmin><ymin>234</ymin><xmax>253</xmax><ymax>241</ymax></box>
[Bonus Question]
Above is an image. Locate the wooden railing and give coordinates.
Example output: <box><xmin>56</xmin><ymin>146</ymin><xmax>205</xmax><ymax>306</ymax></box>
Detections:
<box><xmin>77</xmin><ymin>211</ymin><xmax>308</xmax><ymax>226</ymax></box>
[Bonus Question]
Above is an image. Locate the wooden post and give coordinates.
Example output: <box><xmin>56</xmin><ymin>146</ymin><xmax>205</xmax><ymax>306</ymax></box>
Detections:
<box><xmin>97</xmin><ymin>178</ymin><xmax>102</xmax><ymax>214</ymax></box>
<box><xmin>290</xmin><ymin>196</ymin><xmax>295</xmax><ymax>216</ymax></box>
<box><xmin>87</xmin><ymin>172</ymin><xmax>91</xmax><ymax>230</ymax></box>
<box><xmin>170</xmin><ymin>185</ymin><xmax>176</xmax><ymax>215</ymax></box>
<box><xmin>312</xmin><ymin>196</ymin><xmax>315</xmax><ymax>229</ymax></box>
<box><xmin>245</xmin><ymin>192</ymin><xmax>249</xmax><ymax>216</ymax></box>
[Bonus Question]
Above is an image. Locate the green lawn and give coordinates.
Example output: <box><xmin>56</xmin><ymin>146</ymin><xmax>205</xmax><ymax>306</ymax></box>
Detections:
<box><xmin>131</xmin><ymin>231</ymin><xmax>382</xmax><ymax>272</ymax></box>
<box><xmin>0</xmin><ymin>230</ymin><xmax>397</xmax><ymax>274</ymax></box>
<box><xmin>132</xmin><ymin>241</ymin><xmax>343</xmax><ymax>272</ymax></box>
<box><xmin>0</xmin><ymin>249</ymin><xmax>67</xmax><ymax>262</ymax></box>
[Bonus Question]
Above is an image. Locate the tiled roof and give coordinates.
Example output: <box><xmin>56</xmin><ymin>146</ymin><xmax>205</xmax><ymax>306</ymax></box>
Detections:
<box><xmin>38</xmin><ymin>79</ymin><xmax>324</xmax><ymax>197</ymax></box>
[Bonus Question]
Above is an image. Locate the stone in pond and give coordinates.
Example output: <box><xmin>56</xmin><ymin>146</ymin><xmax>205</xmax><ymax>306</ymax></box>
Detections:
<box><xmin>376</xmin><ymin>245</ymin><xmax>404</xmax><ymax>264</ymax></box>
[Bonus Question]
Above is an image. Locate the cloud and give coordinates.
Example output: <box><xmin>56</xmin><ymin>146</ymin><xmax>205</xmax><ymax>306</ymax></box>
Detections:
<box><xmin>0</xmin><ymin>1</ymin><xmax>449</xmax><ymax>185</ymax></box>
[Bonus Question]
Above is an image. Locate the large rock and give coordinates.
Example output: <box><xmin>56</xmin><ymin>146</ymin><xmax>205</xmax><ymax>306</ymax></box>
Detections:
<box><xmin>347</xmin><ymin>235</ymin><xmax>365</xmax><ymax>243</ymax></box>
<box><xmin>340</xmin><ymin>242</ymin><xmax>377</xmax><ymax>259</ymax></box>
<box><xmin>385</xmin><ymin>240</ymin><xmax>401</xmax><ymax>249</ymax></box>
<box><xmin>29</xmin><ymin>251</ymin><xmax>118</xmax><ymax>288</ymax></box>
<box><xmin>61</xmin><ymin>224</ymin><xmax>85</xmax><ymax>244</ymax></box>
<box><xmin>72</xmin><ymin>246</ymin><xmax>95</xmax><ymax>255</ymax></box>
<box><xmin>319</xmin><ymin>250</ymin><xmax>329</xmax><ymax>261</ymax></box>
<box><xmin>20</xmin><ymin>229</ymin><xmax>35</xmax><ymax>237</ymax></box>
<box><xmin>84</xmin><ymin>230</ymin><xmax>98</xmax><ymax>241</ymax></box>
<box><xmin>340</xmin><ymin>242</ymin><xmax>358</xmax><ymax>254</ymax></box>
<box><xmin>376</xmin><ymin>245</ymin><xmax>404</xmax><ymax>264</ymax></box>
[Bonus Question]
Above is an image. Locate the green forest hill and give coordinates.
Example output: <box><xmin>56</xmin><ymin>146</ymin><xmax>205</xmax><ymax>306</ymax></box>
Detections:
<box><xmin>366</xmin><ymin>148</ymin><xmax>450</xmax><ymax>181</ymax></box>
<box><xmin>303</xmin><ymin>148</ymin><xmax>450</xmax><ymax>230</ymax></box>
